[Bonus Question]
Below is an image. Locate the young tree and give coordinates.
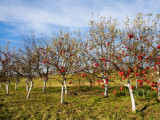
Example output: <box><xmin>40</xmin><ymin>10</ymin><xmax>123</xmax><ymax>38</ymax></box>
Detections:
<box><xmin>36</xmin><ymin>46</ymin><xmax>53</xmax><ymax>93</ymax></box>
<box><xmin>83</xmin><ymin>16</ymin><xmax>119</xmax><ymax>96</ymax></box>
<box><xmin>49</xmin><ymin>31</ymin><xmax>79</xmax><ymax>103</ymax></box>
<box><xmin>19</xmin><ymin>50</ymin><xmax>37</xmax><ymax>98</ymax></box>
<box><xmin>14</xmin><ymin>33</ymin><xmax>39</xmax><ymax>98</ymax></box>
<box><xmin>0</xmin><ymin>43</ymin><xmax>13</xmax><ymax>95</ymax></box>
<box><xmin>74</xmin><ymin>41</ymin><xmax>95</xmax><ymax>87</ymax></box>
<box><xmin>12</xmin><ymin>53</ymin><xmax>22</xmax><ymax>91</ymax></box>
<box><xmin>115</xmin><ymin>13</ymin><xmax>160</xmax><ymax>111</ymax></box>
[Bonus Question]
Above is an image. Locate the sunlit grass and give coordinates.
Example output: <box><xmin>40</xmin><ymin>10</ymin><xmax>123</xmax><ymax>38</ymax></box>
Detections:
<box><xmin>0</xmin><ymin>74</ymin><xmax>160</xmax><ymax>120</ymax></box>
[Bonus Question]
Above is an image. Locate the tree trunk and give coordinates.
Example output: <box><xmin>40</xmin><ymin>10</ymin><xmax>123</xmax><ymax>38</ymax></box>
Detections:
<box><xmin>43</xmin><ymin>80</ymin><xmax>46</xmax><ymax>93</ymax></box>
<box><xmin>128</xmin><ymin>84</ymin><xmax>136</xmax><ymax>111</ymax></box>
<box><xmin>104</xmin><ymin>83</ymin><xmax>108</xmax><ymax>97</ymax></box>
<box><xmin>5</xmin><ymin>81</ymin><xmax>10</xmax><ymax>95</ymax></box>
<box><xmin>89</xmin><ymin>79</ymin><xmax>92</xmax><ymax>88</ymax></box>
<box><xmin>157</xmin><ymin>77</ymin><xmax>160</xmax><ymax>100</ymax></box>
<box><xmin>26</xmin><ymin>79</ymin><xmax>29</xmax><ymax>91</ymax></box>
<box><xmin>15</xmin><ymin>76</ymin><xmax>19</xmax><ymax>91</ymax></box>
<box><xmin>61</xmin><ymin>82</ymin><xmax>64</xmax><ymax>103</ymax></box>
<box><xmin>15</xmin><ymin>81</ymin><xmax>18</xmax><ymax>90</ymax></box>
<box><xmin>27</xmin><ymin>81</ymin><xmax>33</xmax><ymax>98</ymax></box>
<box><xmin>101</xmin><ymin>73</ymin><xmax>108</xmax><ymax>97</ymax></box>
<box><xmin>136</xmin><ymin>78</ymin><xmax>138</xmax><ymax>89</ymax></box>
<box><xmin>64</xmin><ymin>78</ymin><xmax>67</xmax><ymax>94</ymax></box>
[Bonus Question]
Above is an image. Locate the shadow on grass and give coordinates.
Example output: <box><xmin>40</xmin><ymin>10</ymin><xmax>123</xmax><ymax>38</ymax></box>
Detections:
<box><xmin>139</xmin><ymin>98</ymin><xmax>160</xmax><ymax>112</ymax></box>
<box><xmin>0</xmin><ymin>103</ymin><xmax>4</xmax><ymax>108</ymax></box>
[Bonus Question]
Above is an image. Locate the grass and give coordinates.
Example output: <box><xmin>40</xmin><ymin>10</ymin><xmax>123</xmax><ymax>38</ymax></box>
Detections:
<box><xmin>0</xmin><ymin>77</ymin><xmax>160</xmax><ymax>120</ymax></box>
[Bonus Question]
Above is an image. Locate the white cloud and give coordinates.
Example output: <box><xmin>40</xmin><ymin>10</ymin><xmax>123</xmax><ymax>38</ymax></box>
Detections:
<box><xmin>0</xmin><ymin>0</ymin><xmax>91</xmax><ymax>27</ymax></box>
<box><xmin>0</xmin><ymin>0</ymin><xmax>160</xmax><ymax>35</ymax></box>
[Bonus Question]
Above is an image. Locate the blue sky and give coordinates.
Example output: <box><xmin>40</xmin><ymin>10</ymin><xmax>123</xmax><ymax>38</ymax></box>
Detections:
<box><xmin>0</xmin><ymin>0</ymin><xmax>160</xmax><ymax>48</ymax></box>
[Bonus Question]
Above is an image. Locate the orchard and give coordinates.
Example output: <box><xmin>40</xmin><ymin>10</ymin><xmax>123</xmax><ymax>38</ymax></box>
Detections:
<box><xmin>0</xmin><ymin>13</ymin><xmax>160</xmax><ymax>119</ymax></box>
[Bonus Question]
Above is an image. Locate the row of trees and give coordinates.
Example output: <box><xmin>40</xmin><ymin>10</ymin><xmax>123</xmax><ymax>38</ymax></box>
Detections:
<box><xmin>0</xmin><ymin>13</ymin><xmax>160</xmax><ymax>112</ymax></box>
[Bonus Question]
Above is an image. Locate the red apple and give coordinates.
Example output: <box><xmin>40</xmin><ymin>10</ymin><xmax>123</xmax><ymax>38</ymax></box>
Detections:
<box><xmin>140</xmin><ymin>36</ymin><xmax>142</xmax><ymax>39</ymax></box>
<box><xmin>142</xmin><ymin>71</ymin><xmax>146</xmax><ymax>74</ymax></box>
<box><xmin>120</xmin><ymin>87</ymin><xmax>123</xmax><ymax>90</ymax></box>
<box><xmin>81</xmin><ymin>74</ymin><xmax>84</xmax><ymax>77</ymax></box>
<box><xmin>105</xmin><ymin>81</ymin><xmax>108</xmax><ymax>84</ymax></box>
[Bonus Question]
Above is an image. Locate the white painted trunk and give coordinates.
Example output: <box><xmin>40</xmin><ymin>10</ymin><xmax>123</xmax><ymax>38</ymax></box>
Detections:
<box><xmin>158</xmin><ymin>78</ymin><xmax>160</xmax><ymax>99</ymax></box>
<box><xmin>6</xmin><ymin>85</ymin><xmax>9</xmax><ymax>95</ymax></box>
<box><xmin>157</xmin><ymin>70</ymin><xmax>160</xmax><ymax>99</ymax></box>
<box><xmin>43</xmin><ymin>80</ymin><xmax>46</xmax><ymax>93</ymax></box>
<box><xmin>101</xmin><ymin>73</ymin><xmax>108</xmax><ymax>97</ymax></box>
<box><xmin>136</xmin><ymin>79</ymin><xmax>138</xmax><ymax>89</ymax></box>
<box><xmin>15</xmin><ymin>81</ymin><xmax>18</xmax><ymax>90</ymax></box>
<box><xmin>103</xmin><ymin>78</ymin><xmax>108</xmax><ymax>97</ymax></box>
<box><xmin>5</xmin><ymin>81</ymin><xmax>10</xmax><ymax>95</ymax></box>
<box><xmin>104</xmin><ymin>83</ymin><xmax>108</xmax><ymax>97</ymax></box>
<box><xmin>128</xmin><ymin>84</ymin><xmax>136</xmax><ymax>111</ymax></box>
<box><xmin>27</xmin><ymin>81</ymin><xmax>33</xmax><ymax>98</ymax></box>
<box><xmin>64</xmin><ymin>79</ymin><xmax>67</xmax><ymax>94</ymax></box>
<box><xmin>26</xmin><ymin>79</ymin><xmax>29</xmax><ymax>91</ymax></box>
<box><xmin>61</xmin><ymin>83</ymin><xmax>64</xmax><ymax>103</ymax></box>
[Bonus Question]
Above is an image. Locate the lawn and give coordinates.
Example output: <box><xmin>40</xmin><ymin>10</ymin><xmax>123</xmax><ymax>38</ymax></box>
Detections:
<box><xmin>0</xmin><ymin>77</ymin><xmax>160</xmax><ymax>120</ymax></box>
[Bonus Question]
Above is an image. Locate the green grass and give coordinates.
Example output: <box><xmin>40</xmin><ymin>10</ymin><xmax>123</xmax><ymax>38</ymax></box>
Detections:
<box><xmin>0</xmin><ymin>78</ymin><xmax>160</xmax><ymax>120</ymax></box>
